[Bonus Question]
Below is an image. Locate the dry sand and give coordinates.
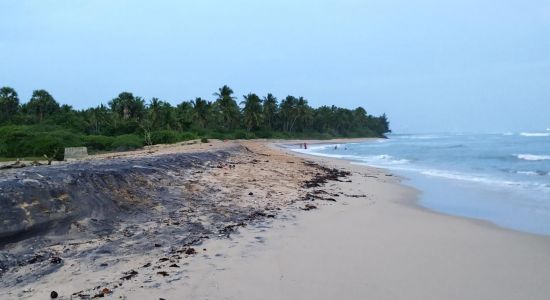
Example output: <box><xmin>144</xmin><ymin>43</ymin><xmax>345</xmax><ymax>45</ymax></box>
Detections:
<box><xmin>2</xmin><ymin>140</ymin><xmax>550</xmax><ymax>299</ymax></box>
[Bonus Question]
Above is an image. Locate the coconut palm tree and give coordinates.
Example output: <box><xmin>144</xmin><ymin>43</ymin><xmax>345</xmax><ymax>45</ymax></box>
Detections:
<box><xmin>262</xmin><ymin>93</ymin><xmax>278</xmax><ymax>130</ymax></box>
<box><xmin>192</xmin><ymin>97</ymin><xmax>211</xmax><ymax>128</ymax></box>
<box><xmin>213</xmin><ymin>85</ymin><xmax>240</xmax><ymax>129</ymax></box>
<box><xmin>241</xmin><ymin>93</ymin><xmax>263</xmax><ymax>131</ymax></box>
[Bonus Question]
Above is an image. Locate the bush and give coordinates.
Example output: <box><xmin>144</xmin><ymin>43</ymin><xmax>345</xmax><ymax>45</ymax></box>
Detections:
<box><xmin>206</xmin><ymin>132</ymin><xmax>227</xmax><ymax>140</ymax></box>
<box><xmin>150</xmin><ymin>130</ymin><xmax>178</xmax><ymax>145</ymax></box>
<box><xmin>0</xmin><ymin>125</ymin><xmax>81</xmax><ymax>160</ymax></box>
<box><xmin>111</xmin><ymin>134</ymin><xmax>144</xmax><ymax>151</ymax></box>
<box><xmin>254</xmin><ymin>130</ymin><xmax>274</xmax><ymax>139</ymax></box>
<box><xmin>200</xmin><ymin>137</ymin><xmax>209</xmax><ymax>143</ymax></box>
<box><xmin>82</xmin><ymin>135</ymin><xmax>114</xmax><ymax>151</ymax></box>
<box><xmin>178</xmin><ymin>132</ymin><xmax>198</xmax><ymax>141</ymax></box>
<box><xmin>234</xmin><ymin>131</ymin><xmax>247</xmax><ymax>139</ymax></box>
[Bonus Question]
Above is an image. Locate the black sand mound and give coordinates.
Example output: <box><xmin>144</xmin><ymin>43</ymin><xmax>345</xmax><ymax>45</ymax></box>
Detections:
<box><xmin>0</xmin><ymin>150</ymin><xmax>230</xmax><ymax>244</ymax></box>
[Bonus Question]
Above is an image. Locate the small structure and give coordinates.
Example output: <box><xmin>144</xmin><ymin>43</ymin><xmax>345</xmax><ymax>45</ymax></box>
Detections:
<box><xmin>64</xmin><ymin>147</ymin><xmax>88</xmax><ymax>161</ymax></box>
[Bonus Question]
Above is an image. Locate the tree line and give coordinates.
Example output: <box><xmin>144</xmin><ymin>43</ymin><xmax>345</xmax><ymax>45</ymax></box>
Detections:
<box><xmin>0</xmin><ymin>85</ymin><xmax>390</xmax><ymax>159</ymax></box>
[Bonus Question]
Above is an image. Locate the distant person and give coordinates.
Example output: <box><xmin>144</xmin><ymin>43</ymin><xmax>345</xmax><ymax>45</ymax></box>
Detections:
<box><xmin>304</xmin><ymin>143</ymin><xmax>308</xmax><ymax>149</ymax></box>
<box><xmin>334</xmin><ymin>145</ymin><xmax>338</xmax><ymax>150</ymax></box>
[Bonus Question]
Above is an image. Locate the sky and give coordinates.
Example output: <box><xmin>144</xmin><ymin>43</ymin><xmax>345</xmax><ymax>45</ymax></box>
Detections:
<box><xmin>1</xmin><ymin>0</ymin><xmax>549</xmax><ymax>133</ymax></box>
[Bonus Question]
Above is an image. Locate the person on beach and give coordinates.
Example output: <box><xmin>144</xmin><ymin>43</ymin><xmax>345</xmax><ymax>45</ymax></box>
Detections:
<box><xmin>304</xmin><ymin>143</ymin><xmax>308</xmax><ymax>149</ymax></box>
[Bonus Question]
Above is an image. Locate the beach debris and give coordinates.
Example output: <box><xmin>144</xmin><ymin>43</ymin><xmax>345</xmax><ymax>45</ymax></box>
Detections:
<box><xmin>302</xmin><ymin>204</ymin><xmax>317</xmax><ymax>211</ymax></box>
<box><xmin>302</xmin><ymin>162</ymin><xmax>352</xmax><ymax>188</ymax></box>
<box><xmin>91</xmin><ymin>287</ymin><xmax>112</xmax><ymax>298</ymax></box>
<box><xmin>0</xmin><ymin>160</ymin><xmax>27</xmax><ymax>170</ymax></box>
<box><xmin>157</xmin><ymin>271</ymin><xmax>169</xmax><ymax>277</ymax></box>
<box><xmin>303</xmin><ymin>192</ymin><xmax>337</xmax><ymax>202</ymax></box>
<box><xmin>50</xmin><ymin>290</ymin><xmax>58</xmax><ymax>298</ymax></box>
<box><xmin>169</xmin><ymin>263</ymin><xmax>180</xmax><ymax>268</ymax></box>
<box><xmin>120</xmin><ymin>269</ymin><xmax>138</xmax><ymax>280</ymax></box>
<box><xmin>219</xmin><ymin>222</ymin><xmax>246</xmax><ymax>236</ymax></box>
<box><xmin>184</xmin><ymin>247</ymin><xmax>197</xmax><ymax>255</ymax></box>
<box><xmin>154</xmin><ymin>243</ymin><xmax>162</xmax><ymax>247</ymax></box>
<box><xmin>28</xmin><ymin>254</ymin><xmax>45</xmax><ymax>264</ymax></box>
<box><xmin>50</xmin><ymin>256</ymin><xmax>62</xmax><ymax>264</ymax></box>
<box><xmin>248</xmin><ymin>192</ymin><xmax>254</xmax><ymax>196</ymax></box>
<box><xmin>343</xmin><ymin>193</ymin><xmax>368</xmax><ymax>198</ymax></box>
<box><xmin>72</xmin><ymin>290</ymin><xmax>91</xmax><ymax>298</ymax></box>
<box><xmin>142</xmin><ymin>262</ymin><xmax>152</xmax><ymax>268</ymax></box>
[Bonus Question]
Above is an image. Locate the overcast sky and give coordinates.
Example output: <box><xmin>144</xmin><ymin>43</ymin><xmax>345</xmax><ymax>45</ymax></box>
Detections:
<box><xmin>1</xmin><ymin>0</ymin><xmax>549</xmax><ymax>133</ymax></box>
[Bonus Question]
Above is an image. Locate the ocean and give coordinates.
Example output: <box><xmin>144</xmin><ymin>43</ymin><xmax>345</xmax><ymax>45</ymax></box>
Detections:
<box><xmin>295</xmin><ymin>132</ymin><xmax>550</xmax><ymax>236</ymax></box>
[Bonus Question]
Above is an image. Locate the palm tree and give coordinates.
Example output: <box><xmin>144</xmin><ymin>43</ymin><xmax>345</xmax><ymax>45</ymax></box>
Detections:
<box><xmin>292</xmin><ymin>96</ymin><xmax>312</xmax><ymax>132</ymax></box>
<box><xmin>175</xmin><ymin>101</ymin><xmax>195</xmax><ymax>131</ymax></box>
<box><xmin>213</xmin><ymin>85</ymin><xmax>240</xmax><ymax>129</ymax></box>
<box><xmin>0</xmin><ymin>86</ymin><xmax>20</xmax><ymax>123</ymax></box>
<box><xmin>262</xmin><ymin>93</ymin><xmax>278</xmax><ymax>130</ymax></box>
<box><xmin>279</xmin><ymin>95</ymin><xmax>297</xmax><ymax>132</ymax></box>
<box><xmin>25</xmin><ymin>89</ymin><xmax>60</xmax><ymax>122</ymax></box>
<box><xmin>192</xmin><ymin>97</ymin><xmax>211</xmax><ymax>128</ymax></box>
<box><xmin>241</xmin><ymin>93</ymin><xmax>263</xmax><ymax>131</ymax></box>
<box><xmin>109</xmin><ymin>92</ymin><xmax>145</xmax><ymax>120</ymax></box>
<box><xmin>148</xmin><ymin>97</ymin><xmax>162</xmax><ymax>128</ymax></box>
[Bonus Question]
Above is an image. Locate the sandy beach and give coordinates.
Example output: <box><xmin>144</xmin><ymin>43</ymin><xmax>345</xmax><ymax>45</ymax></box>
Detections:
<box><xmin>1</xmin><ymin>140</ymin><xmax>550</xmax><ymax>299</ymax></box>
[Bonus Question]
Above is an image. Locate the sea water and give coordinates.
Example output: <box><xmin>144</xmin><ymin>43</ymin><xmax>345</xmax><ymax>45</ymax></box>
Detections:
<box><xmin>295</xmin><ymin>133</ymin><xmax>550</xmax><ymax>236</ymax></box>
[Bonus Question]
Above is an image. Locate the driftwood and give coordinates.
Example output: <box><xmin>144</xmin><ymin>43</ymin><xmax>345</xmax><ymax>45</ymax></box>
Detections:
<box><xmin>0</xmin><ymin>160</ymin><xmax>26</xmax><ymax>170</ymax></box>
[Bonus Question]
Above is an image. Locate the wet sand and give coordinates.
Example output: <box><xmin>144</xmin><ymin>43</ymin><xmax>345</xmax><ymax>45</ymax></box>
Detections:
<box><xmin>2</xmin><ymin>140</ymin><xmax>550</xmax><ymax>299</ymax></box>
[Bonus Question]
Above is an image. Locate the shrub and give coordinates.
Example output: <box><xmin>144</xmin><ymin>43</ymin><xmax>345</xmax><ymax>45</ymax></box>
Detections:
<box><xmin>111</xmin><ymin>134</ymin><xmax>144</xmax><ymax>151</ymax></box>
<box><xmin>178</xmin><ymin>132</ymin><xmax>198</xmax><ymax>141</ymax></box>
<box><xmin>234</xmin><ymin>130</ymin><xmax>247</xmax><ymax>139</ymax></box>
<box><xmin>254</xmin><ymin>130</ymin><xmax>274</xmax><ymax>139</ymax></box>
<box><xmin>82</xmin><ymin>135</ymin><xmax>114</xmax><ymax>151</ymax></box>
<box><xmin>0</xmin><ymin>125</ymin><xmax>81</xmax><ymax>160</ymax></box>
<box><xmin>150</xmin><ymin>130</ymin><xmax>178</xmax><ymax>145</ymax></box>
<box><xmin>200</xmin><ymin>137</ymin><xmax>209</xmax><ymax>143</ymax></box>
<box><xmin>206</xmin><ymin>132</ymin><xmax>227</xmax><ymax>140</ymax></box>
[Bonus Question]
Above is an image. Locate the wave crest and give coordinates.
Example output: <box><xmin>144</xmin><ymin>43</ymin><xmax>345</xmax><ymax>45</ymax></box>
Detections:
<box><xmin>516</xmin><ymin>154</ymin><xmax>550</xmax><ymax>161</ymax></box>
<box><xmin>520</xmin><ymin>132</ymin><xmax>550</xmax><ymax>137</ymax></box>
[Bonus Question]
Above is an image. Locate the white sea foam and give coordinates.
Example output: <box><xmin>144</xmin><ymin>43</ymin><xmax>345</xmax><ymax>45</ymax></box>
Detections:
<box><xmin>364</xmin><ymin>154</ymin><xmax>409</xmax><ymax>165</ymax></box>
<box><xmin>396</xmin><ymin>134</ymin><xmax>440</xmax><ymax>140</ymax></box>
<box><xmin>517</xmin><ymin>171</ymin><xmax>539</xmax><ymax>176</ymax></box>
<box><xmin>352</xmin><ymin>162</ymin><xmax>550</xmax><ymax>193</ymax></box>
<box><xmin>292</xmin><ymin>148</ymin><xmax>409</xmax><ymax>165</ymax></box>
<box><xmin>520</xmin><ymin>132</ymin><xmax>550</xmax><ymax>137</ymax></box>
<box><xmin>516</xmin><ymin>154</ymin><xmax>550</xmax><ymax>161</ymax></box>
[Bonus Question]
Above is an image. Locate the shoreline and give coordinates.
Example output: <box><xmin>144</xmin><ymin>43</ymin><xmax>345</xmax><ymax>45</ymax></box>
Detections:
<box><xmin>281</xmin><ymin>139</ymin><xmax>550</xmax><ymax>239</ymax></box>
<box><xmin>2</xmin><ymin>139</ymin><xmax>550</xmax><ymax>299</ymax></box>
<box><xmin>225</xmin><ymin>144</ymin><xmax>550</xmax><ymax>299</ymax></box>
<box><xmin>169</xmin><ymin>144</ymin><xmax>550</xmax><ymax>299</ymax></box>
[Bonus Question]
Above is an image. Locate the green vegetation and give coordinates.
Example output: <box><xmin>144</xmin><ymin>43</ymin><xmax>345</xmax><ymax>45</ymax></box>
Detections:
<box><xmin>0</xmin><ymin>85</ymin><xmax>390</xmax><ymax>160</ymax></box>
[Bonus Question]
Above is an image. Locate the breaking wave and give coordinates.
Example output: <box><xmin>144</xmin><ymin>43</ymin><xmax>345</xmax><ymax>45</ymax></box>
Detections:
<box><xmin>520</xmin><ymin>132</ymin><xmax>550</xmax><ymax>137</ymax></box>
<box><xmin>516</xmin><ymin>154</ymin><xmax>550</xmax><ymax>161</ymax></box>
